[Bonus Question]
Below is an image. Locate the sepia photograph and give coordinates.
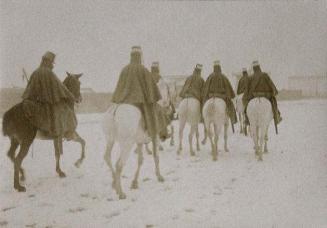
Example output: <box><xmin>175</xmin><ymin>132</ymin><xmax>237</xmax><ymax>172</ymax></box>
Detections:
<box><xmin>0</xmin><ymin>0</ymin><xmax>326</xmax><ymax>227</ymax></box>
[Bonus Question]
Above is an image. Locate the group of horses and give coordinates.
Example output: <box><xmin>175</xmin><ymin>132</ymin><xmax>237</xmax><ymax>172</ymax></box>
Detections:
<box><xmin>2</xmin><ymin>74</ymin><xmax>274</xmax><ymax>199</ymax></box>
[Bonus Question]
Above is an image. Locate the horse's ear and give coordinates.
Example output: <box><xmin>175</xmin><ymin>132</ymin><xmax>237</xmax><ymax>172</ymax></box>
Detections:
<box><xmin>66</xmin><ymin>72</ymin><xmax>71</xmax><ymax>77</ymax></box>
<box><xmin>75</xmin><ymin>73</ymin><xmax>83</xmax><ymax>79</ymax></box>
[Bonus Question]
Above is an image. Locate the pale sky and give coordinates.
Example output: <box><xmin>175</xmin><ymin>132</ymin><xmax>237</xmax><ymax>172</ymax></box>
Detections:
<box><xmin>1</xmin><ymin>0</ymin><xmax>326</xmax><ymax>92</ymax></box>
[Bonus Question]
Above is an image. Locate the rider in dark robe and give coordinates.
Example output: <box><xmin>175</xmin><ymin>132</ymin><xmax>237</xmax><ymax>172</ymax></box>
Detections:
<box><xmin>22</xmin><ymin>51</ymin><xmax>77</xmax><ymax>138</ymax></box>
<box><xmin>151</xmin><ymin>61</ymin><xmax>172</xmax><ymax>128</ymax></box>
<box><xmin>243</xmin><ymin>61</ymin><xmax>282</xmax><ymax>130</ymax></box>
<box><xmin>111</xmin><ymin>46</ymin><xmax>168</xmax><ymax>140</ymax></box>
<box><xmin>179</xmin><ymin>64</ymin><xmax>205</xmax><ymax>104</ymax></box>
<box><xmin>237</xmin><ymin>68</ymin><xmax>249</xmax><ymax>96</ymax></box>
<box><xmin>202</xmin><ymin>61</ymin><xmax>238</xmax><ymax>126</ymax></box>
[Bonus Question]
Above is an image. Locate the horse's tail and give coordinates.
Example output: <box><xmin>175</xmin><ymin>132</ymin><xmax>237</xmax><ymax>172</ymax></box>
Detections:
<box><xmin>2</xmin><ymin>103</ymin><xmax>22</xmax><ymax>137</ymax></box>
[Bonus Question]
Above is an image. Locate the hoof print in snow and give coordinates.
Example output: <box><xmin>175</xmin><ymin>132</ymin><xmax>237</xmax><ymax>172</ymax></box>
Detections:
<box><xmin>143</xmin><ymin>177</ymin><xmax>151</xmax><ymax>182</ymax></box>
<box><xmin>0</xmin><ymin>221</ymin><xmax>8</xmax><ymax>227</ymax></box>
<box><xmin>68</xmin><ymin>207</ymin><xmax>86</xmax><ymax>213</ymax></box>
<box><xmin>105</xmin><ymin>211</ymin><xmax>120</xmax><ymax>219</ymax></box>
<box><xmin>25</xmin><ymin>223</ymin><xmax>37</xmax><ymax>228</ymax></box>
<box><xmin>28</xmin><ymin>194</ymin><xmax>35</xmax><ymax>198</ymax></box>
<box><xmin>213</xmin><ymin>191</ymin><xmax>222</xmax><ymax>196</ymax></box>
<box><xmin>166</xmin><ymin>170</ymin><xmax>175</xmax><ymax>175</ymax></box>
<box><xmin>184</xmin><ymin>208</ymin><xmax>194</xmax><ymax>213</ymax></box>
<box><xmin>2</xmin><ymin>206</ymin><xmax>15</xmax><ymax>212</ymax></box>
<box><xmin>80</xmin><ymin>193</ymin><xmax>90</xmax><ymax>198</ymax></box>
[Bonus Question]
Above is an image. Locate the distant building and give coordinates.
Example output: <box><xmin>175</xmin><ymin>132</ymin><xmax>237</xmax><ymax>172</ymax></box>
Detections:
<box><xmin>288</xmin><ymin>75</ymin><xmax>327</xmax><ymax>97</ymax></box>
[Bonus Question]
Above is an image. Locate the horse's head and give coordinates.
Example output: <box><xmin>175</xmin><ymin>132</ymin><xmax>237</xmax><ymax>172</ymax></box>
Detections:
<box><xmin>63</xmin><ymin>72</ymin><xmax>83</xmax><ymax>103</ymax></box>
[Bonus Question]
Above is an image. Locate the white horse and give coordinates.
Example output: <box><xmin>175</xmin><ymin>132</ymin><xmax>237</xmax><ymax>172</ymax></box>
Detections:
<box><xmin>202</xmin><ymin>97</ymin><xmax>229</xmax><ymax>161</ymax></box>
<box><xmin>247</xmin><ymin>97</ymin><xmax>273</xmax><ymax>161</ymax></box>
<box><xmin>235</xmin><ymin>94</ymin><xmax>247</xmax><ymax>134</ymax></box>
<box><xmin>102</xmin><ymin>104</ymin><xmax>164</xmax><ymax>199</ymax></box>
<box><xmin>177</xmin><ymin>97</ymin><xmax>201</xmax><ymax>156</ymax></box>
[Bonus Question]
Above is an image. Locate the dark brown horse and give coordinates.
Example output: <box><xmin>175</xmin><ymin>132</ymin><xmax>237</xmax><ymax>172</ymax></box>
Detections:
<box><xmin>2</xmin><ymin>72</ymin><xmax>85</xmax><ymax>192</ymax></box>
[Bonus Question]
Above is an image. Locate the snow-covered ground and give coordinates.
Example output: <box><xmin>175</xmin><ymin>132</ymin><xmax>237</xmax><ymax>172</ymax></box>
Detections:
<box><xmin>0</xmin><ymin>100</ymin><xmax>327</xmax><ymax>228</ymax></box>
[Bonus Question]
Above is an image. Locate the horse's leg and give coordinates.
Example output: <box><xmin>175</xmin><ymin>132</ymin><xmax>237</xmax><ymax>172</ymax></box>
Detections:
<box><xmin>224</xmin><ymin>120</ymin><xmax>229</xmax><ymax>152</ymax></box>
<box><xmin>264</xmin><ymin>130</ymin><xmax>269</xmax><ymax>153</ymax></box>
<box><xmin>72</xmin><ymin>132</ymin><xmax>86</xmax><ymax>168</ymax></box>
<box><xmin>195</xmin><ymin>124</ymin><xmax>200</xmax><ymax>151</ymax></box>
<box><xmin>170</xmin><ymin>125</ymin><xmax>175</xmax><ymax>146</ymax></box>
<box><xmin>14</xmin><ymin>138</ymin><xmax>33</xmax><ymax>192</ymax></box>
<box><xmin>201</xmin><ymin>124</ymin><xmax>207</xmax><ymax>145</ymax></box>
<box><xmin>7</xmin><ymin>138</ymin><xmax>26</xmax><ymax>181</ymax></box>
<box><xmin>103</xmin><ymin>139</ymin><xmax>116</xmax><ymax>190</ymax></box>
<box><xmin>54</xmin><ymin>137</ymin><xmax>66</xmax><ymax>177</ymax></box>
<box><xmin>177</xmin><ymin>119</ymin><xmax>186</xmax><ymax>155</ymax></box>
<box><xmin>152</xmin><ymin>137</ymin><xmax>164</xmax><ymax>182</ymax></box>
<box><xmin>115</xmin><ymin>140</ymin><xmax>134</xmax><ymax>199</ymax></box>
<box><xmin>131</xmin><ymin>144</ymin><xmax>143</xmax><ymax>189</ymax></box>
<box><xmin>188</xmin><ymin>125</ymin><xmax>195</xmax><ymax>156</ymax></box>
<box><xmin>249</xmin><ymin>124</ymin><xmax>258</xmax><ymax>159</ymax></box>
<box><xmin>256</xmin><ymin>126</ymin><xmax>263</xmax><ymax>161</ymax></box>
<box><xmin>213</xmin><ymin>124</ymin><xmax>219</xmax><ymax>161</ymax></box>
<box><xmin>243</xmin><ymin>113</ymin><xmax>248</xmax><ymax>136</ymax></box>
<box><xmin>145</xmin><ymin>143</ymin><xmax>152</xmax><ymax>155</ymax></box>
<box><xmin>158</xmin><ymin>136</ymin><xmax>164</xmax><ymax>151</ymax></box>
<box><xmin>239</xmin><ymin>113</ymin><xmax>243</xmax><ymax>133</ymax></box>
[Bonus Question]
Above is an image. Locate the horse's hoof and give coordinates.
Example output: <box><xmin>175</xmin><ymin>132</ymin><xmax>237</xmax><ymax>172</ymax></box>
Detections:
<box><xmin>159</xmin><ymin>145</ymin><xmax>164</xmax><ymax>151</ymax></box>
<box><xmin>74</xmin><ymin>161</ymin><xmax>81</xmax><ymax>168</ymax></box>
<box><xmin>131</xmin><ymin>181</ymin><xmax>138</xmax><ymax>189</ymax></box>
<box><xmin>201</xmin><ymin>140</ymin><xmax>206</xmax><ymax>145</ymax></box>
<box><xmin>58</xmin><ymin>171</ymin><xmax>66</xmax><ymax>178</ymax></box>
<box><xmin>119</xmin><ymin>193</ymin><xmax>126</xmax><ymax>200</ymax></box>
<box><xmin>157</xmin><ymin>175</ymin><xmax>165</xmax><ymax>182</ymax></box>
<box><xmin>14</xmin><ymin>185</ymin><xmax>26</xmax><ymax>192</ymax></box>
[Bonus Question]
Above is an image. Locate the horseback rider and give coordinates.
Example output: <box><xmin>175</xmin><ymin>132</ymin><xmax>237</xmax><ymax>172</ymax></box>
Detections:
<box><xmin>237</xmin><ymin>68</ymin><xmax>249</xmax><ymax>96</ymax></box>
<box><xmin>111</xmin><ymin>46</ymin><xmax>168</xmax><ymax>140</ymax></box>
<box><xmin>150</xmin><ymin>61</ymin><xmax>174</xmax><ymax>127</ymax></box>
<box><xmin>179</xmin><ymin>64</ymin><xmax>205</xmax><ymax>105</ymax></box>
<box><xmin>22</xmin><ymin>51</ymin><xmax>77</xmax><ymax>139</ymax></box>
<box><xmin>243</xmin><ymin>61</ymin><xmax>282</xmax><ymax>130</ymax></box>
<box><xmin>202</xmin><ymin>60</ymin><xmax>238</xmax><ymax>130</ymax></box>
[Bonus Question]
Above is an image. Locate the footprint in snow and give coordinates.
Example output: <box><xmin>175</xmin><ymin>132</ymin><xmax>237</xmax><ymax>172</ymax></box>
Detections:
<box><xmin>166</xmin><ymin>170</ymin><xmax>175</xmax><ymax>175</ymax></box>
<box><xmin>0</xmin><ymin>221</ymin><xmax>8</xmax><ymax>227</ymax></box>
<box><xmin>143</xmin><ymin>177</ymin><xmax>151</xmax><ymax>182</ymax></box>
<box><xmin>80</xmin><ymin>193</ymin><xmax>90</xmax><ymax>198</ymax></box>
<box><xmin>2</xmin><ymin>206</ymin><xmax>16</xmax><ymax>212</ymax></box>
<box><xmin>184</xmin><ymin>208</ymin><xmax>195</xmax><ymax>213</ymax></box>
<box><xmin>25</xmin><ymin>223</ymin><xmax>37</xmax><ymax>228</ymax></box>
<box><xmin>68</xmin><ymin>207</ymin><xmax>86</xmax><ymax>213</ymax></box>
<box><xmin>104</xmin><ymin>211</ymin><xmax>120</xmax><ymax>219</ymax></box>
